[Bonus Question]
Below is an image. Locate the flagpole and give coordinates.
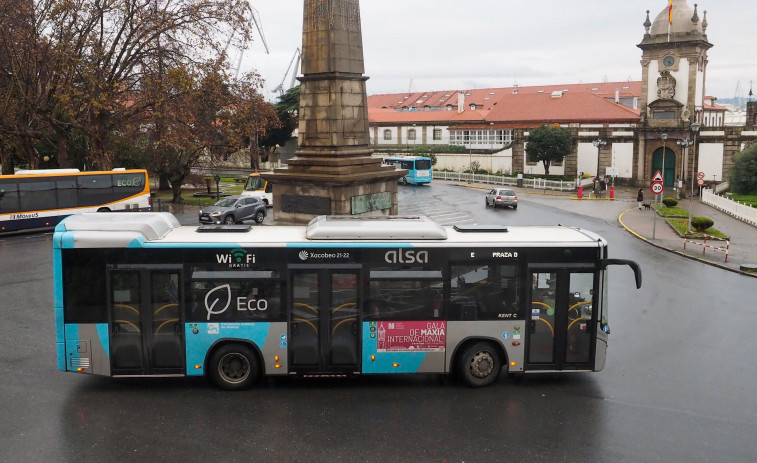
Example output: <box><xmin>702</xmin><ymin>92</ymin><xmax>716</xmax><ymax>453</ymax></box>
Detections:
<box><xmin>668</xmin><ymin>0</ymin><xmax>673</xmax><ymax>42</ymax></box>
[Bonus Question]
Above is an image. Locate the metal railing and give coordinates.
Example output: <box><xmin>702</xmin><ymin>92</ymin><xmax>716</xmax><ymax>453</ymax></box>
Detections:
<box><xmin>683</xmin><ymin>232</ymin><xmax>729</xmax><ymax>262</ymax></box>
<box><xmin>434</xmin><ymin>171</ymin><xmax>577</xmax><ymax>192</ymax></box>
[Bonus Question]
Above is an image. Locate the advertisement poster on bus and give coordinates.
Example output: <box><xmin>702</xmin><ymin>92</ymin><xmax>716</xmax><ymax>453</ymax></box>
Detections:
<box><xmin>376</xmin><ymin>321</ymin><xmax>446</xmax><ymax>352</ymax></box>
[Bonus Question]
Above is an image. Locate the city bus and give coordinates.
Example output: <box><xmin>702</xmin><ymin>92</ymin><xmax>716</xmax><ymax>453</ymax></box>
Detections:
<box><xmin>241</xmin><ymin>172</ymin><xmax>273</xmax><ymax>206</ymax></box>
<box><xmin>0</xmin><ymin>169</ymin><xmax>151</xmax><ymax>233</ymax></box>
<box><xmin>383</xmin><ymin>156</ymin><xmax>433</xmax><ymax>185</ymax></box>
<box><xmin>53</xmin><ymin>213</ymin><xmax>641</xmax><ymax>390</ymax></box>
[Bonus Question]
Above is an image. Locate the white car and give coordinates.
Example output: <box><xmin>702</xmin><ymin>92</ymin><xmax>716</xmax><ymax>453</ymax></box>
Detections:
<box><xmin>485</xmin><ymin>188</ymin><xmax>518</xmax><ymax>209</ymax></box>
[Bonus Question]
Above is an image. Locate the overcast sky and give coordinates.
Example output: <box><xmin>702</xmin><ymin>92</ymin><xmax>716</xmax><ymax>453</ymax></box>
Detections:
<box><xmin>241</xmin><ymin>1</ymin><xmax>756</xmax><ymax>104</ymax></box>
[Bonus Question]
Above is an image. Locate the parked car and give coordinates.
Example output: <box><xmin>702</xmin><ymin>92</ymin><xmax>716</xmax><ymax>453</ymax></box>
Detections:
<box><xmin>199</xmin><ymin>195</ymin><xmax>266</xmax><ymax>225</ymax></box>
<box><xmin>485</xmin><ymin>188</ymin><xmax>518</xmax><ymax>209</ymax></box>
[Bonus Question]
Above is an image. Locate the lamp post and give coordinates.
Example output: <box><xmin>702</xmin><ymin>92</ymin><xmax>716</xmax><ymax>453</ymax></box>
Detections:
<box><xmin>468</xmin><ymin>130</ymin><xmax>473</xmax><ymax>183</ymax></box>
<box><xmin>592</xmin><ymin>139</ymin><xmax>606</xmax><ymax>196</ymax></box>
<box><xmin>677</xmin><ymin>138</ymin><xmax>694</xmax><ymax>199</ymax></box>
<box><xmin>489</xmin><ymin>122</ymin><xmax>494</xmax><ymax>172</ymax></box>
<box><xmin>688</xmin><ymin>122</ymin><xmax>702</xmax><ymax>232</ymax></box>
<box><xmin>660</xmin><ymin>133</ymin><xmax>668</xmax><ymax>209</ymax></box>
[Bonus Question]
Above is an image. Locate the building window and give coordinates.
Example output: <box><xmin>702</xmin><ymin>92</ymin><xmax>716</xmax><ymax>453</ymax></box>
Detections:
<box><xmin>470</xmin><ymin>104</ymin><xmax>477</xmax><ymax>110</ymax></box>
<box><xmin>383</xmin><ymin>129</ymin><xmax>392</xmax><ymax>140</ymax></box>
<box><xmin>433</xmin><ymin>128</ymin><xmax>442</xmax><ymax>141</ymax></box>
<box><xmin>408</xmin><ymin>129</ymin><xmax>416</xmax><ymax>141</ymax></box>
<box><xmin>653</xmin><ymin>111</ymin><xmax>676</xmax><ymax>120</ymax></box>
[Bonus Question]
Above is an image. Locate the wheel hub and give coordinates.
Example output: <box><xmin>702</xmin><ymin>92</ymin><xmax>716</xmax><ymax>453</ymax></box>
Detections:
<box><xmin>219</xmin><ymin>353</ymin><xmax>250</xmax><ymax>383</ymax></box>
<box><xmin>470</xmin><ymin>351</ymin><xmax>494</xmax><ymax>378</ymax></box>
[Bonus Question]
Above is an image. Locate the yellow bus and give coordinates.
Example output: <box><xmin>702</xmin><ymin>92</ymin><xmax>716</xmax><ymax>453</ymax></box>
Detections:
<box><xmin>0</xmin><ymin>169</ymin><xmax>151</xmax><ymax>233</ymax></box>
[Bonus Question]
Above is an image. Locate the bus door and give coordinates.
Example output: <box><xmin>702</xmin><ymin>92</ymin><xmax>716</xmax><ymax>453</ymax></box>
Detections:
<box><xmin>288</xmin><ymin>266</ymin><xmax>361</xmax><ymax>373</ymax></box>
<box><xmin>108</xmin><ymin>266</ymin><xmax>184</xmax><ymax>375</ymax></box>
<box><xmin>526</xmin><ymin>268</ymin><xmax>596</xmax><ymax>370</ymax></box>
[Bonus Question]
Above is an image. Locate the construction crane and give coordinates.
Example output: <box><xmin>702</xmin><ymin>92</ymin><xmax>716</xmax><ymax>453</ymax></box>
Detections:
<box><xmin>250</xmin><ymin>7</ymin><xmax>270</xmax><ymax>55</ymax></box>
<box><xmin>273</xmin><ymin>48</ymin><xmax>301</xmax><ymax>96</ymax></box>
<box><xmin>225</xmin><ymin>6</ymin><xmax>270</xmax><ymax>79</ymax></box>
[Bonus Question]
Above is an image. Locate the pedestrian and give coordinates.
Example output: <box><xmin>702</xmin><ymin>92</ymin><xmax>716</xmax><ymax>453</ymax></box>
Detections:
<box><xmin>637</xmin><ymin>188</ymin><xmax>644</xmax><ymax>209</ymax></box>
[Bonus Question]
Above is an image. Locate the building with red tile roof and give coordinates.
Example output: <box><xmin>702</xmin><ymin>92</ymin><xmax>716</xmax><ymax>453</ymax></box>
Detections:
<box><xmin>365</xmin><ymin>1</ymin><xmax>756</xmax><ymax>189</ymax></box>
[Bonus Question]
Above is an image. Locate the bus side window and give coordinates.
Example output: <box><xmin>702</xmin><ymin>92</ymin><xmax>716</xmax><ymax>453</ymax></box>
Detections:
<box><xmin>450</xmin><ymin>264</ymin><xmax>521</xmax><ymax>321</ymax></box>
<box><xmin>0</xmin><ymin>183</ymin><xmax>19</xmax><ymax>213</ymax></box>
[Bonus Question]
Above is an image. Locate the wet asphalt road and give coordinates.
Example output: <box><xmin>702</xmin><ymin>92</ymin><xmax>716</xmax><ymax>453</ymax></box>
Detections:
<box><xmin>0</xmin><ymin>182</ymin><xmax>755</xmax><ymax>462</ymax></box>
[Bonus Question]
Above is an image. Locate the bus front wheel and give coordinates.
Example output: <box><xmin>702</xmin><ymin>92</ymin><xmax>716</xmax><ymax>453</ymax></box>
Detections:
<box><xmin>458</xmin><ymin>341</ymin><xmax>501</xmax><ymax>387</ymax></box>
<box><xmin>208</xmin><ymin>344</ymin><xmax>260</xmax><ymax>391</ymax></box>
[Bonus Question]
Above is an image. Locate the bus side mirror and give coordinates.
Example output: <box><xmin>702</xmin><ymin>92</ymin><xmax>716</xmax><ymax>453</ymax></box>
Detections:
<box><xmin>599</xmin><ymin>259</ymin><xmax>642</xmax><ymax>289</ymax></box>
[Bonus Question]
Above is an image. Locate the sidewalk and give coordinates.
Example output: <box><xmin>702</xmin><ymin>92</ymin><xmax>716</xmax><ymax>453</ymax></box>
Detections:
<box><xmin>514</xmin><ymin>183</ymin><xmax>757</xmax><ymax>277</ymax></box>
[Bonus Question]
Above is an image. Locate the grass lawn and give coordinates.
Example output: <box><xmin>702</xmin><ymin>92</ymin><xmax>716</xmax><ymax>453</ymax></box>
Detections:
<box><xmin>654</xmin><ymin>204</ymin><xmax>690</xmax><ymax>218</ymax></box>
<box><xmin>152</xmin><ymin>180</ymin><xmax>245</xmax><ymax>207</ymax></box>
<box><xmin>730</xmin><ymin>194</ymin><xmax>757</xmax><ymax>208</ymax></box>
<box><xmin>666</xmin><ymin>218</ymin><xmax>729</xmax><ymax>239</ymax></box>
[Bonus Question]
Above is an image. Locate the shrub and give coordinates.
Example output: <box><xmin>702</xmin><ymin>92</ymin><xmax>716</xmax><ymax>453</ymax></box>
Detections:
<box><xmin>691</xmin><ymin>216</ymin><xmax>714</xmax><ymax>232</ymax></box>
<box><xmin>729</xmin><ymin>142</ymin><xmax>757</xmax><ymax>195</ymax></box>
<box><xmin>662</xmin><ymin>197</ymin><xmax>678</xmax><ymax>207</ymax></box>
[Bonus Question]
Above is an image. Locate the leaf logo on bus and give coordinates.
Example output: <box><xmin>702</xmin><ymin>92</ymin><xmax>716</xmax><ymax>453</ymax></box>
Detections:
<box><xmin>204</xmin><ymin>284</ymin><xmax>232</xmax><ymax>320</ymax></box>
<box><xmin>384</xmin><ymin>249</ymin><xmax>429</xmax><ymax>264</ymax></box>
<box><xmin>299</xmin><ymin>250</ymin><xmax>309</xmax><ymax>261</ymax></box>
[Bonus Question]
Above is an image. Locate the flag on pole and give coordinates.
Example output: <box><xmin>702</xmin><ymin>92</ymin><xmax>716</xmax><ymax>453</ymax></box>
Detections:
<box><xmin>667</xmin><ymin>0</ymin><xmax>673</xmax><ymax>42</ymax></box>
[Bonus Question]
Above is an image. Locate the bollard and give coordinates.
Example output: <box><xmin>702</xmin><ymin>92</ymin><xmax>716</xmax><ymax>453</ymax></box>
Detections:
<box><xmin>577</xmin><ymin>185</ymin><xmax>583</xmax><ymax>199</ymax></box>
<box><xmin>609</xmin><ymin>186</ymin><xmax>615</xmax><ymax>199</ymax></box>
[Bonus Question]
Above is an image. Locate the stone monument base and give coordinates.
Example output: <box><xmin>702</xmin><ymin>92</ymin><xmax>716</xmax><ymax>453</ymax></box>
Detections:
<box><xmin>267</xmin><ymin>167</ymin><xmax>402</xmax><ymax>224</ymax></box>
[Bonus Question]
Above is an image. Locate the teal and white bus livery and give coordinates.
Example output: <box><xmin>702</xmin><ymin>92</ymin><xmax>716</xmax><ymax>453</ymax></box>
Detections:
<box><xmin>53</xmin><ymin>213</ymin><xmax>640</xmax><ymax>390</ymax></box>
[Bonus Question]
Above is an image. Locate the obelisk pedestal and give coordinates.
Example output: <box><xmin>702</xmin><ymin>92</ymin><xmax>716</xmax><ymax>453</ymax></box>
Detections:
<box><xmin>262</xmin><ymin>0</ymin><xmax>404</xmax><ymax>224</ymax></box>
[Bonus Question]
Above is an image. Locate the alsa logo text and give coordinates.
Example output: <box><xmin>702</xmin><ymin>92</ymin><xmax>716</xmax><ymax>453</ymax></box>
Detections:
<box><xmin>216</xmin><ymin>248</ymin><xmax>256</xmax><ymax>268</ymax></box>
<box><xmin>384</xmin><ymin>249</ymin><xmax>429</xmax><ymax>264</ymax></box>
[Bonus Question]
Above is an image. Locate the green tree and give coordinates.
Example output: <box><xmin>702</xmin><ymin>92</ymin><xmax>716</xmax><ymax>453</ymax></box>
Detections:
<box><xmin>729</xmin><ymin>142</ymin><xmax>757</xmax><ymax>194</ymax></box>
<box><xmin>525</xmin><ymin>124</ymin><xmax>573</xmax><ymax>176</ymax></box>
<box><xmin>259</xmin><ymin>86</ymin><xmax>299</xmax><ymax>163</ymax></box>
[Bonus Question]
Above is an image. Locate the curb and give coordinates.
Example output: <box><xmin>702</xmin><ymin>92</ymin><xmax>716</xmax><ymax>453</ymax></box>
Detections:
<box><xmin>618</xmin><ymin>208</ymin><xmax>757</xmax><ymax>279</ymax></box>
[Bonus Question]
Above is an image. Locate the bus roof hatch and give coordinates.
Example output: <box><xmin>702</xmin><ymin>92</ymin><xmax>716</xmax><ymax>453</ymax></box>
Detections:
<box><xmin>306</xmin><ymin>215</ymin><xmax>447</xmax><ymax>240</ymax></box>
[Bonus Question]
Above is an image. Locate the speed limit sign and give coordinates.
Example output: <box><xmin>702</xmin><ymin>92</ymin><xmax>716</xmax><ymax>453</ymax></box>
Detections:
<box><xmin>697</xmin><ymin>178</ymin><xmax>705</xmax><ymax>186</ymax></box>
<box><xmin>651</xmin><ymin>182</ymin><xmax>664</xmax><ymax>195</ymax></box>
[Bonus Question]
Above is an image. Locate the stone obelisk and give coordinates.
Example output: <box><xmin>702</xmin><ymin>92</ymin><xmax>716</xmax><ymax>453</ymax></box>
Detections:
<box><xmin>262</xmin><ymin>0</ymin><xmax>404</xmax><ymax>224</ymax></box>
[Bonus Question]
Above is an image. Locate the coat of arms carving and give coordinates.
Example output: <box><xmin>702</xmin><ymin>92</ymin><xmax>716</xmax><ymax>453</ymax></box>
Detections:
<box><xmin>657</xmin><ymin>71</ymin><xmax>676</xmax><ymax>100</ymax></box>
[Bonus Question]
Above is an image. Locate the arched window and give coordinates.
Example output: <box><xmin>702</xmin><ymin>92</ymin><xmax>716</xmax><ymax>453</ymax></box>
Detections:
<box><xmin>383</xmin><ymin>129</ymin><xmax>392</xmax><ymax>140</ymax></box>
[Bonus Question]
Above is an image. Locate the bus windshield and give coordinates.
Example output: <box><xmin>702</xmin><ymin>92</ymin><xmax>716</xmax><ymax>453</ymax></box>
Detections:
<box><xmin>415</xmin><ymin>159</ymin><xmax>432</xmax><ymax>170</ymax></box>
<box><xmin>245</xmin><ymin>175</ymin><xmax>265</xmax><ymax>191</ymax></box>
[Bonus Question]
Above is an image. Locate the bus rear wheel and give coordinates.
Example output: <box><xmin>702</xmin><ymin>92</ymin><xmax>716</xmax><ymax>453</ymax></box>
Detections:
<box><xmin>458</xmin><ymin>341</ymin><xmax>501</xmax><ymax>387</ymax></box>
<box><xmin>208</xmin><ymin>344</ymin><xmax>260</xmax><ymax>390</ymax></box>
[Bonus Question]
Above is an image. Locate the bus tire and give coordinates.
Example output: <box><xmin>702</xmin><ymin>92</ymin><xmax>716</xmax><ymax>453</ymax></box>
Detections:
<box><xmin>458</xmin><ymin>341</ymin><xmax>501</xmax><ymax>387</ymax></box>
<box><xmin>208</xmin><ymin>344</ymin><xmax>260</xmax><ymax>391</ymax></box>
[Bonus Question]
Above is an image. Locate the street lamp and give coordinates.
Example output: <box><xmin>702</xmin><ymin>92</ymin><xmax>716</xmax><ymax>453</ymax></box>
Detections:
<box><xmin>677</xmin><ymin>138</ymin><xmax>694</xmax><ymax>198</ymax></box>
<box><xmin>489</xmin><ymin>122</ymin><xmax>494</xmax><ymax>172</ymax></box>
<box><xmin>592</xmin><ymin>138</ymin><xmax>606</xmax><ymax>176</ymax></box>
<box><xmin>592</xmin><ymin>139</ymin><xmax>606</xmax><ymax>196</ymax></box>
<box><xmin>660</xmin><ymin>133</ymin><xmax>668</xmax><ymax>209</ymax></box>
<box><xmin>688</xmin><ymin>122</ymin><xmax>702</xmax><ymax>232</ymax></box>
<box><xmin>468</xmin><ymin>130</ymin><xmax>473</xmax><ymax>183</ymax></box>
